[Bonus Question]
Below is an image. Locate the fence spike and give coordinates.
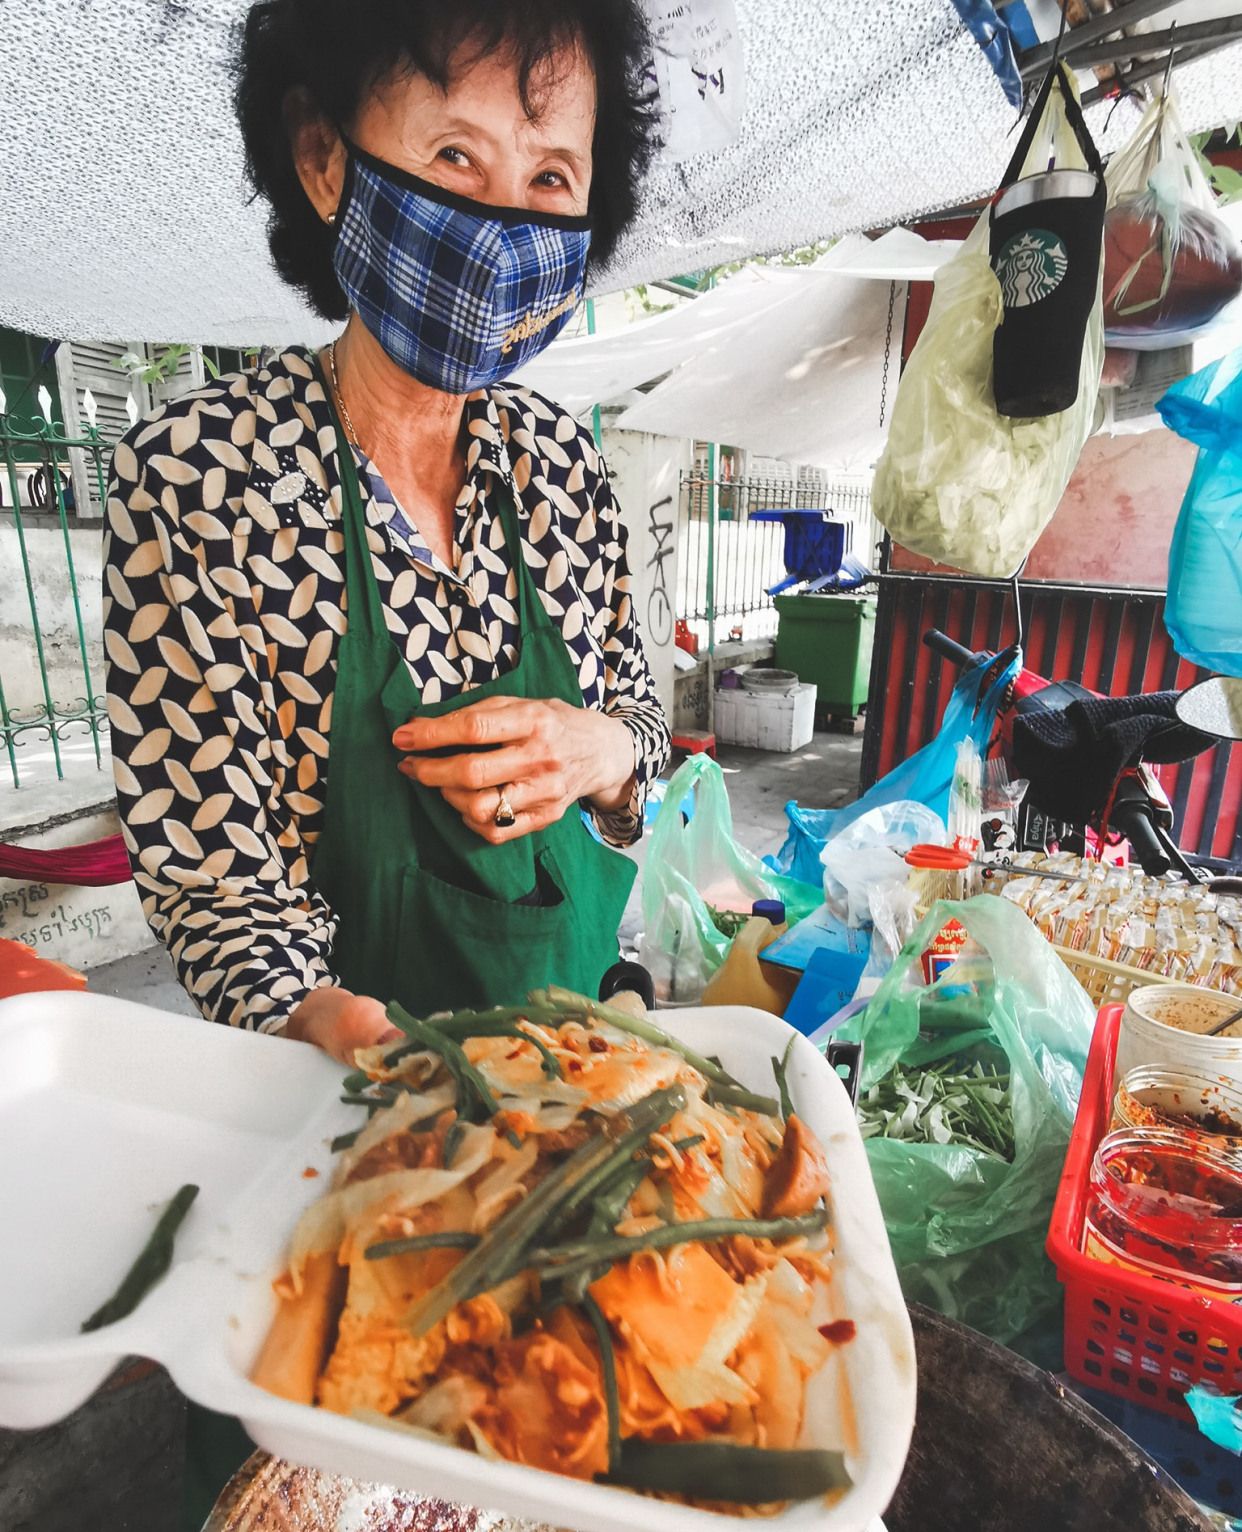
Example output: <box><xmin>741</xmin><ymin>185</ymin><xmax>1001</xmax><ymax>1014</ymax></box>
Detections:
<box><xmin>125</xmin><ymin>393</ymin><xmax>139</xmax><ymax>427</ymax></box>
<box><xmin>37</xmin><ymin>385</ymin><xmax>53</xmax><ymax>423</ymax></box>
<box><xmin>83</xmin><ymin>389</ymin><xmax>98</xmax><ymax>429</ymax></box>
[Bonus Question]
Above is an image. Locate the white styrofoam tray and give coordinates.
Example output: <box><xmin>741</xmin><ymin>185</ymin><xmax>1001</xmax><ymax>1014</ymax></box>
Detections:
<box><xmin>0</xmin><ymin>992</ymin><xmax>915</xmax><ymax>1532</ymax></box>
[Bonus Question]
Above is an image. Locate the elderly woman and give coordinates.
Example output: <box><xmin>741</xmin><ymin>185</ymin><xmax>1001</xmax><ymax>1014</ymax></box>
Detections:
<box><xmin>104</xmin><ymin>0</ymin><xmax>668</xmax><ymax>1073</ymax></box>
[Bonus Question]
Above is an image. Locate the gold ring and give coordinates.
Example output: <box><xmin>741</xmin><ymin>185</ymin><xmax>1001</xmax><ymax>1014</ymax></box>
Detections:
<box><xmin>494</xmin><ymin>786</ymin><xmax>516</xmax><ymax>828</ymax></box>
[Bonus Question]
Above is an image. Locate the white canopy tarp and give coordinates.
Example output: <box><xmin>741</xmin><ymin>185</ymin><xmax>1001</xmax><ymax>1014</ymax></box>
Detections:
<box><xmin>3</xmin><ymin>2</ymin><xmax>1241</xmax><ymax>344</ymax></box>
<box><xmin>513</xmin><ymin>230</ymin><xmax>956</xmax><ymax>469</ymax></box>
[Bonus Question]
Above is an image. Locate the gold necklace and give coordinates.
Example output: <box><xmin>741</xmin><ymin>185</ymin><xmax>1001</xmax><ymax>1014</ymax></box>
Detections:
<box><xmin>327</xmin><ymin>341</ymin><xmax>360</xmax><ymax>447</ymax></box>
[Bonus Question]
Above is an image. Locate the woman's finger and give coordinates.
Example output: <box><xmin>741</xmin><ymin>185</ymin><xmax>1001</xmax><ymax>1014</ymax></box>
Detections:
<box><xmin>441</xmin><ymin>775</ymin><xmax>568</xmax><ymax>828</ymax></box>
<box><xmin>400</xmin><ymin>741</ymin><xmax>543</xmax><ymax>791</ymax></box>
<box><xmin>465</xmin><ymin>800</ymin><xmax>564</xmax><ymax>846</ymax></box>
<box><xmin>392</xmin><ymin>696</ymin><xmax>538</xmax><ymax>754</ymax></box>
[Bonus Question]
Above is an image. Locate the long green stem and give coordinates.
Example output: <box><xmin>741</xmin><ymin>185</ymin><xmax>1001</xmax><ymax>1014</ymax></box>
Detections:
<box><xmin>532</xmin><ymin>1209</ymin><xmax>828</xmax><ymax>1284</ymax></box>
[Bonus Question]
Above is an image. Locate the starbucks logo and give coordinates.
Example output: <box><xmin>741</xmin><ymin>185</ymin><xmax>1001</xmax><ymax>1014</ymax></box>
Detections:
<box><xmin>995</xmin><ymin>229</ymin><xmax>1068</xmax><ymax>308</ymax></box>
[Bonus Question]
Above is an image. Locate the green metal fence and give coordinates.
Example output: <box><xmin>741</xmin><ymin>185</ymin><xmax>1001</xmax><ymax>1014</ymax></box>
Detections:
<box><xmin>0</xmin><ymin>394</ymin><xmax>115</xmax><ymax>789</ymax></box>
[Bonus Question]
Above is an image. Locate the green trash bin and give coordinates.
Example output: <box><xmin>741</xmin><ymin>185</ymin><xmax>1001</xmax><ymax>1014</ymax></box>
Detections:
<box><xmin>773</xmin><ymin>593</ymin><xmax>876</xmax><ymax>727</ymax></box>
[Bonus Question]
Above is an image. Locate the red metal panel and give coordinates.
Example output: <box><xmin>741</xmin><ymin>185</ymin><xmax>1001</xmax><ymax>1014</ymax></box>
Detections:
<box><xmin>862</xmin><ymin>578</ymin><xmax>1241</xmax><ymax>864</ymax></box>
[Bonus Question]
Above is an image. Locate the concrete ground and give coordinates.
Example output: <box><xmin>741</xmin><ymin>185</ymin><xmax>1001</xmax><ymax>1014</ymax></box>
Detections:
<box><xmin>86</xmin><ymin>731</ymin><xmax>862</xmax><ymax>1012</ymax></box>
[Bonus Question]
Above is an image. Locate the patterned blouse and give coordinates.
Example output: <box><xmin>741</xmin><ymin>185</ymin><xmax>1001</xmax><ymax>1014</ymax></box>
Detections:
<box><xmin>103</xmin><ymin>348</ymin><xmax>669</xmax><ymax>1032</ymax></box>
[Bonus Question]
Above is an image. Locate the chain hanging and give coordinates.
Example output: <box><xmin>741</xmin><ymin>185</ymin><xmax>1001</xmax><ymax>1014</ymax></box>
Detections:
<box><xmin>878</xmin><ymin>280</ymin><xmax>897</xmax><ymax>428</ymax></box>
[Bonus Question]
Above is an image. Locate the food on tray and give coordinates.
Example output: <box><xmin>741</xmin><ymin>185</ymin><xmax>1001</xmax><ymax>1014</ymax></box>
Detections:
<box><xmin>253</xmin><ymin>989</ymin><xmax>852</xmax><ymax>1511</ymax></box>
<box><xmin>81</xmin><ymin>1183</ymin><xmax>199</xmax><ymax>1332</ymax></box>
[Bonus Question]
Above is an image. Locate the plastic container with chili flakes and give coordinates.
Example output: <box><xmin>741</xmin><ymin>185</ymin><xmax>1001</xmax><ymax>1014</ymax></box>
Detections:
<box><xmin>1112</xmin><ymin>1065</ymin><xmax>1242</xmax><ymax>1162</ymax></box>
<box><xmin>1083</xmin><ymin>1127</ymin><xmax>1242</xmax><ymax>1301</ymax></box>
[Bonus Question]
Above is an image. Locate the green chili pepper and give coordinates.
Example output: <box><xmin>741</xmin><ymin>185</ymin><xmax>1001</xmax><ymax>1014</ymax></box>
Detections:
<box><xmin>601</xmin><ymin>1440</ymin><xmax>851</xmax><ymax>1502</ymax></box>
<box><xmin>81</xmin><ymin>1184</ymin><xmax>199</xmax><ymax>1333</ymax></box>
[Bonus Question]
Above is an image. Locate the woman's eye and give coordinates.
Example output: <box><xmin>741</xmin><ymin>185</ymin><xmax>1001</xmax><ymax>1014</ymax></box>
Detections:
<box><xmin>438</xmin><ymin>147</ymin><xmax>470</xmax><ymax>167</ymax></box>
<box><xmin>534</xmin><ymin>170</ymin><xmax>569</xmax><ymax>190</ymax></box>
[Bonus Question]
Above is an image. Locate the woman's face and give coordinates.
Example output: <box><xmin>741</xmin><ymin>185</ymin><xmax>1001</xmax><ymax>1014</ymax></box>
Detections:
<box><xmin>293</xmin><ymin>42</ymin><xmax>596</xmax><ymax>225</ymax></box>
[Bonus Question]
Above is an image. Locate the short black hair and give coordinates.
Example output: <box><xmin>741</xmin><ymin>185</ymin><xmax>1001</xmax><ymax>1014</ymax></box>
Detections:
<box><xmin>234</xmin><ymin>0</ymin><xmax>659</xmax><ymax>320</ymax></box>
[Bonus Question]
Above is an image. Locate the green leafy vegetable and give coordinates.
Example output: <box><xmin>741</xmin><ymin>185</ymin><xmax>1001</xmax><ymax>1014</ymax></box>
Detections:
<box><xmin>602</xmin><ymin>1440</ymin><xmax>851</xmax><ymax>1502</ymax></box>
<box><xmin>858</xmin><ymin>1059</ymin><xmax>1014</xmax><ymax>1160</ymax></box>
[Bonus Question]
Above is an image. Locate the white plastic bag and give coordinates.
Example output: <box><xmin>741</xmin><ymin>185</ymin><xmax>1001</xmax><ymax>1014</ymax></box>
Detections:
<box><xmin>872</xmin><ymin>75</ymin><xmax>1104</xmax><ymax>579</ymax></box>
<box><xmin>820</xmin><ymin>801</ymin><xmax>947</xmax><ymax>928</ymax></box>
<box><xmin>1103</xmin><ymin>90</ymin><xmax>1242</xmax><ymax>350</ymax></box>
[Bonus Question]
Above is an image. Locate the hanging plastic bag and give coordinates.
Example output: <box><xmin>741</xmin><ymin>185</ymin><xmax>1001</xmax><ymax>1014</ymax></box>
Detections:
<box><xmin>638</xmin><ymin>754</ymin><xmax>820</xmax><ymax>1004</ymax></box>
<box><xmin>872</xmin><ymin>66</ymin><xmax>1105</xmax><ymax>578</ymax></box>
<box><xmin>1156</xmin><ymin>348</ymin><xmax>1242</xmax><ymax>676</ymax></box>
<box><xmin>837</xmin><ymin>896</ymin><xmax>1095</xmax><ymax>1342</ymax></box>
<box><xmin>820</xmin><ymin>801</ymin><xmax>947</xmax><ymax>928</ymax></box>
<box><xmin>1104</xmin><ymin>90</ymin><xmax>1242</xmax><ymax>350</ymax></box>
<box><xmin>766</xmin><ymin>650</ymin><xmax>1021</xmax><ymax>886</ymax></box>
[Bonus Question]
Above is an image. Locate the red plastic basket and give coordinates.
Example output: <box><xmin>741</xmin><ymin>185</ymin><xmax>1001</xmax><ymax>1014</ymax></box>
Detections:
<box><xmin>1047</xmin><ymin>1004</ymin><xmax>1242</xmax><ymax>1419</ymax></box>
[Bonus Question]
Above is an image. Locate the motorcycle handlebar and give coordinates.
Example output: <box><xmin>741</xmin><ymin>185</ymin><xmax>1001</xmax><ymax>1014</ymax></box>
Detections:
<box><xmin>923</xmin><ymin>629</ymin><xmax>981</xmax><ymax>670</ymax></box>
<box><xmin>1111</xmin><ymin>801</ymin><xmax>1172</xmax><ymax>878</ymax></box>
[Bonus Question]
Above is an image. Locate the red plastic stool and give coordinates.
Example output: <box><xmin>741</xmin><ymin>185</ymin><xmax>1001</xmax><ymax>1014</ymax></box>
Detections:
<box><xmin>672</xmin><ymin>730</ymin><xmax>717</xmax><ymax>758</ymax></box>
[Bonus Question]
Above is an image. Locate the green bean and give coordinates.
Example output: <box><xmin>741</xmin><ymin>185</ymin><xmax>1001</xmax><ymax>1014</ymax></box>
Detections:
<box><xmin>586</xmin><ymin>1158</ymin><xmax>650</xmax><ymax>1239</ymax></box>
<box><xmin>81</xmin><ymin>1184</ymin><xmax>199</xmax><ymax>1333</ymax></box>
<box><xmin>707</xmin><ymin>1082</ymin><xmax>780</xmax><ymax>1116</ymax></box>
<box><xmin>773</xmin><ymin>1034</ymin><xmax>796</xmax><ymax>1120</ymax></box>
<box><xmin>581</xmin><ymin>1293</ymin><xmax>621</xmax><ymax>1473</ymax></box>
<box><xmin>330</xmin><ymin>1129</ymin><xmax>361</xmax><ymax>1153</ymax></box>
<box><xmin>439</xmin><ymin>1021</ymin><xmax>563</xmax><ymax>1078</ymax></box>
<box><xmin>533</xmin><ymin>1209</ymin><xmax>829</xmax><ymax>1283</ymax></box>
<box><xmin>601</xmin><ymin>1440</ymin><xmax>851</xmax><ymax>1502</ymax></box>
<box><xmin>529</xmin><ymin>986</ymin><xmax>741</xmax><ymax>1087</ymax></box>
<box><xmin>671</xmin><ymin>1133</ymin><xmax>706</xmax><ymax>1152</ymax></box>
<box><xmin>364</xmin><ymin>1231</ymin><xmax>480</xmax><ymax>1261</ymax></box>
<box><xmin>404</xmin><ymin>1084</ymin><xmax>685</xmax><ymax>1336</ymax></box>
<box><xmin>388</xmin><ymin>1003</ymin><xmax>517</xmax><ymax>1144</ymax></box>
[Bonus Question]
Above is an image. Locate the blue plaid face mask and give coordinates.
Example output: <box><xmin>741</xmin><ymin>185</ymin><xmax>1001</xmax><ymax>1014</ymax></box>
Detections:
<box><xmin>332</xmin><ymin>143</ymin><xmax>592</xmax><ymax>394</ymax></box>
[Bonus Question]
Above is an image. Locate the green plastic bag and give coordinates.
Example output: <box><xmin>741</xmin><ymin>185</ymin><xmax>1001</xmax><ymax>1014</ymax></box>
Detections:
<box><xmin>838</xmin><ymin>896</ymin><xmax>1094</xmax><ymax>1342</ymax></box>
<box><xmin>638</xmin><ymin>754</ymin><xmax>820</xmax><ymax>1005</ymax></box>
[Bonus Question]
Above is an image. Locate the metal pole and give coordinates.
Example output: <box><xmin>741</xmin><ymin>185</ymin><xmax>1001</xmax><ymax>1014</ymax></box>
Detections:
<box><xmin>705</xmin><ymin>442</ymin><xmax>717</xmax><ymax>735</ymax></box>
<box><xmin>1017</xmin><ymin>0</ymin><xmax>1182</xmax><ymax>77</ymax></box>
<box><xmin>3</xmin><ymin>424</ymin><xmax>63</xmax><ymax>779</ymax></box>
<box><xmin>585</xmin><ymin>298</ymin><xmax>603</xmax><ymax>451</ymax></box>
<box><xmin>49</xmin><ymin>432</ymin><xmax>102</xmax><ymax>768</ymax></box>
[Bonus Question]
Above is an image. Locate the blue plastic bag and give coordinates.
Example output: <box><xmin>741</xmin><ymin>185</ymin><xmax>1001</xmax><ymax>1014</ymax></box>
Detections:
<box><xmin>1157</xmin><ymin>349</ymin><xmax>1242</xmax><ymax>677</ymax></box>
<box><xmin>766</xmin><ymin>650</ymin><xmax>1022</xmax><ymax>886</ymax></box>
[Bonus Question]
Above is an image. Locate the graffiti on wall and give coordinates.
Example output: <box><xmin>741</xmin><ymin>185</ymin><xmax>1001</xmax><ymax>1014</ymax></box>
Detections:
<box><xmin>646</xmin><ymin>492</ymin><xmax>675</xmax><ymax>648</ymax></box>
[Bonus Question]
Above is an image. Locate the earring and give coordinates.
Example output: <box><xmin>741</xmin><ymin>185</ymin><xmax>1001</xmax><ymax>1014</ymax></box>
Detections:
<box><xmin>326</xmin><ymin>211</ymin><xmax>338</xmax><ymax>227</ymax></box>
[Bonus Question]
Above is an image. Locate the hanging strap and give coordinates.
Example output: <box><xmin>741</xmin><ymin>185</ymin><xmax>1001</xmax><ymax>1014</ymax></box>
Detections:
<box><xmin>997</xmin><ymin>60</ymin><xmax>1104</xmax><ymax>191</ymax></box>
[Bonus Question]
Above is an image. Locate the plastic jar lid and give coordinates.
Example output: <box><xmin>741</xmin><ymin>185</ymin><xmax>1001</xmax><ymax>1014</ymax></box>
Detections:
<box><xmin>751</xmin><ymin>899</ymin><xmax>786</xmax><ymax>924</ymax></box>
<box><xmin>904</xmin><ymin>844</ymin><xmax>971</xmax><ymax>870</ymax></box>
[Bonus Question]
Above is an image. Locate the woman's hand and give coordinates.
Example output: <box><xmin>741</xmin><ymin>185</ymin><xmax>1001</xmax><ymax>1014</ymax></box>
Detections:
<box><xmin>283</xmin><ymin>986</ymin><xmax>402</xmax><ymax>1064</ymax></box>
<box><xmin>393</xmin><ymin>696</ymin><xmax>636</xmax><ymax>844</ymax></box>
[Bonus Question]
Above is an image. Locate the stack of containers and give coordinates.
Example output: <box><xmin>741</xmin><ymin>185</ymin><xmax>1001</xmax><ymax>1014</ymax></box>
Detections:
<box><xmin>1049</xmin><ymin>983</ymin><xmax>1242</xmax><ymax>1417</ymax></box>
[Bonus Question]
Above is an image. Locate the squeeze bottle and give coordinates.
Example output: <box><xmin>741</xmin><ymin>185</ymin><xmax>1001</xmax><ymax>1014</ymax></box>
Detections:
<box><xmin>701</xmin><ymin>900</ymin><xmax>794</xmax><ymax>1015</ymax></box>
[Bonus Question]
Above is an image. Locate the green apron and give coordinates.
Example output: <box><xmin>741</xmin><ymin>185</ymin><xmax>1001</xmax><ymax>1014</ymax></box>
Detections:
<box><xmin>184</xmin><ymin>414</ymin><xmax>635</xmax><ymax>1530</ymax></box>
<box><xmin>310</xmin><ymin>415</ymin><xmax>636</xmax><ymax>1012</ymax></box>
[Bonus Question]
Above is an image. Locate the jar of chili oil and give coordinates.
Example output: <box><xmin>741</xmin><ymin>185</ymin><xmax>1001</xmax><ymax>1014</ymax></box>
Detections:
<box><xmin>1083</xmin><ymin>1127</ymin><xmax>1242</xmax><ymax>1301</ymax></box>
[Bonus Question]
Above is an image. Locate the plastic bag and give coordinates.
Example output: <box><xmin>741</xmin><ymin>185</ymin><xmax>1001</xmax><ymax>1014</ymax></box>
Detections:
<box><xmin>1104</xmin><ymin>90</ymin><xmax>1242</xmax><ymax>350</ymax></box>
<box><xmin>1157</xmin><ymin>349</ymin><xmax>1242</xmax><ymax>676</ymax></box>
<box><xmin>767</xmin><ymin>650</ymin><xmax>1021</xmax><ymax>887</ymax></box>
<box><xmin>872</xmin><ymin>74</ymin><xmax>1104</xmax><ymax>578</ymax></box>
<box><xmin>820</xmin><ymin>800</ymin><xmax>947</xmax><ymax>928</ymax></box>
<box><xmin>638</xmin><ymin>754</ymin><xmax>820</xmax><ymax>1004</ymax></box>
<box><xmin>837</xmin><ymin>896</ymin><xmax>1095</xmax><ymax>1342</ymax></box>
